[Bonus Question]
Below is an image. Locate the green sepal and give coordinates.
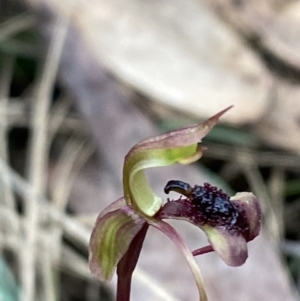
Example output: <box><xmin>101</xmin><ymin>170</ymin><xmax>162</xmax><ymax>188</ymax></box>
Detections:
<box><xmin>123</xmin><ymin>106</ymin><xmax>232</xmax><ymax>217</ymax></box>
<box><xmin>123</xmin><ymin>145</ymin><xmax>197</xmax><ymax>217</ymax></box>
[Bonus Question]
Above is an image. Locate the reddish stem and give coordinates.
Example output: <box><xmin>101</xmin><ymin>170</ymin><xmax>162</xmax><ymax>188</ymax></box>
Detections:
<box><xmin>116</xmin><ymin>223</ymin><xmax>149</xmax><ymax>301</ymax></box>
<box><xmin>192</xmin><ymin>245</ymin><xmax>214</xmax><ymax>256</ymax></box>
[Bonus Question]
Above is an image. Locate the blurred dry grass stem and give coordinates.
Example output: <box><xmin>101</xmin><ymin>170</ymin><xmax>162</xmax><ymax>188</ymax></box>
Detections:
<box><xmin>22</xmin><ymin>14</ymin><xmax>70</xmax><ymax>301</ymax></box>
<box><xmin>0</xmin><ymin>13</ymin><xmax>35</xmax><ymax>42</ymax></box>
<box><xmin>0</xmin><ymin>13</ymin><xmax>183</xmax><ymax>301</ymax></box>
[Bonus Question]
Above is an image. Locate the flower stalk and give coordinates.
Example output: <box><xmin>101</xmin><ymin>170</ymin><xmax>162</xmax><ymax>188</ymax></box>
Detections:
<box><xmin>116</xmin><ymin>224</ymin><xmax>149</xmax><ymax>301</ymax></box>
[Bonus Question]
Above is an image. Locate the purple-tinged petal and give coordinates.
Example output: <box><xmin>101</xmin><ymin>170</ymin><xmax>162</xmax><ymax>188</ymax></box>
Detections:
<box><xmin>230</xmin><ymin>192</ymin><xmax>262</xmax><ymax>241</ymax></box>
<box><xmin>200</xmin><ymin>225</ymin><xmax>248</xmax><ymax>266</ymax></box>
<box><xmin>89</xmin><ymin>203</ymin><xmax>145</xmax><ymax>281</ymax></box>
<box><xmin>148</xmin><ymin>219</ymin><xmax>207</xmax><ymax>301</ymax></box>
<box><xmin>123</xmin><ymin>107</ymin><xmax>232</xmax><ymax>217</ymax></box>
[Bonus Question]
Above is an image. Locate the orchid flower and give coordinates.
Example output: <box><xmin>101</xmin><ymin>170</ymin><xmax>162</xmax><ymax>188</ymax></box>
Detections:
<box><xmin>89</xmin><ymin>106</ymin><xmax>261</xmax><ymax>301</ymax></box>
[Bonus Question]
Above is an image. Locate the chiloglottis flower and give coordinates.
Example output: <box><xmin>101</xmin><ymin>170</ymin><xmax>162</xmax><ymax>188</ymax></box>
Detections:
<box><xmin>88</xmin><ymin>106</ymin><xmax>262</xmax><ymax>301</ymax></box>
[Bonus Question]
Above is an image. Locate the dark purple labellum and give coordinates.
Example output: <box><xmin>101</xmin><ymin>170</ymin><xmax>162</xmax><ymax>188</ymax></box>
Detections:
<box><xmin>189</xmin><ymin>183</ymin><xmax>238</xmax><ymax>223</ymax></box>
<box><xmin>161</xmin><ymin>181</ymin><xmax>251</xmax><ymax>240</ymax></box>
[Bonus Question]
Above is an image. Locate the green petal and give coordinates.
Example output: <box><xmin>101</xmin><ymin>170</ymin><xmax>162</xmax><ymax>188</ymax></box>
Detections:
<box><xmin>123</xmin><ymin>106</ymin><xmax>232</xmax><ymax>217</ymax></box>
<box><xmin>202</xmin><ymin>225</ymin><xmax>248</xmax><ymax>266</ymax></box>
<box><xmin>89</xmin><ymin>203</ymin><xmax>145</xmax><ymax>281</ymax></box>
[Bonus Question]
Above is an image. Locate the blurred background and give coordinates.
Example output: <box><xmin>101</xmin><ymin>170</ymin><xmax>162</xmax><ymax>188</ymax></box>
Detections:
<box><xmin>1</xmin><ymin>0</ymin><xmax>300</xmax><ymax>300</ymax></box>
